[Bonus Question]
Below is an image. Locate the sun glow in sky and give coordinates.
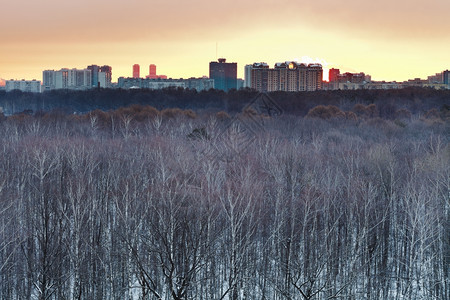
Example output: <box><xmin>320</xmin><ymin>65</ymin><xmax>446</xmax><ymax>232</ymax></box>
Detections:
<box><xmin>1</xmin><ymin>0</ymin><xmax>449</xmax><ymax>83</ymax></box>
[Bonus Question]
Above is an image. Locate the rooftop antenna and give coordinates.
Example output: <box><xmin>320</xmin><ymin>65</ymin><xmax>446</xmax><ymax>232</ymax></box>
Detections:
<box><xmin>216</xmin><ymin>42</ymin><xmax>218</xmax><ymax>60</ymax></box>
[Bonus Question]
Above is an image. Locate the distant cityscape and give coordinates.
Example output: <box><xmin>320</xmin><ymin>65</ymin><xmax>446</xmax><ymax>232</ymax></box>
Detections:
<box><xmin>1</xmin><ymin>58</ymin><xmax>449</xmax><ymax>93</ymax></box>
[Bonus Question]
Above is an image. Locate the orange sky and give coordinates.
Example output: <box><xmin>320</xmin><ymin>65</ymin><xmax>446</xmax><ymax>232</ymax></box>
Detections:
<box><xmin>1</xmin><ymin>0</ymin><xmax>449</xmax><ymax>82</ymax></box>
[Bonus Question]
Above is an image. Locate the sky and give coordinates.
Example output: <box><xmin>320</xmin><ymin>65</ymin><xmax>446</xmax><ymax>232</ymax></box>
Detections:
<box><xmin>1</xmin><ymin>0</ymin><xmax>449</xmax><ymax>83</ymax></box>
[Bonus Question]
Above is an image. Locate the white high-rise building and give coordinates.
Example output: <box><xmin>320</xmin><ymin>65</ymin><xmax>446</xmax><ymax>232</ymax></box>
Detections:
<box><xmin>98</xmin><ymin>72</ymin><xmax>111</xmax><ymax>88</ymax></box>
<box><xmin>43</xmin><ymin>68</ymin><xmax>92</xmax><ymax>90</ymax></box>
<box><xmin>5</xmin><ymin>79</ymin><xmax>41</xmax><ymax>93</ymax></box>
<box><xmin>43</xmin><ymin>70</ymin><xmax>56</xmax><ymax>90</ymax></box>
<box><xmin>55</xmin><ymin>69</ymin><xmax>69</xmax><ymax>89</ymax></box>
<box><xmin>244</xmin><ymin>64</ymin><xmax>253</xmax><ymax>88</ymax></box>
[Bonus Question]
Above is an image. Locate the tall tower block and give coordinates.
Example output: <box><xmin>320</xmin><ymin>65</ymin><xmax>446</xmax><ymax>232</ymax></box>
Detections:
<box><xmin>133</xmin><ymin>64</ymin><xmax>140</xmax><ymax>78</ymax></box>
<box><xmin>149</xmin><ymin>64</ymin><xmax>157</xmax><ymax>79</ymax></box>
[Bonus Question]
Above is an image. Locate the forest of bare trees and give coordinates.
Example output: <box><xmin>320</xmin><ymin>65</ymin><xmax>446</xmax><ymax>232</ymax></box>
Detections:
<box><xmin>0</xmin><ymin>99</ymin><xmax>448</xmax><ymax>299</ymax></box>
<box><xmin>1</xmin><ymin>87</ymin><xmax>449</xmax><ymax>117</ymax></box>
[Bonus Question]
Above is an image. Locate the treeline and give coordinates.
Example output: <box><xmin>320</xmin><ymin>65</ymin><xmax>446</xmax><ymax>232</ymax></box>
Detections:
<box><xmin>0</xmin><ymin>87</ymin><xmax>449</xmax><ymax>118</ymax></box>
<box><xmin>0</xmin><ymin>109</ymin><xmax>448</xmax><ymax>299</ymax></box>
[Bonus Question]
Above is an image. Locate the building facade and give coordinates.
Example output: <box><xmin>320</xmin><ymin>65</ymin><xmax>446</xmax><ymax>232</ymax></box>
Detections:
<box><xmin>118</xmin><ymin>77</ymin><xmax>186</xmax><ymax>90</ymax></box>
<box><xmin>428</xmin><ymin>71</ymin><xmax>444</xmax><ymax>84</ymax></box>
<box><xmin>98</xmin><ymin>72</ymin><xmax>108</xmax><ymax>88</ymax></box>
<box><xmin>327</xmin><ymin>69</ymin><xmax>371</xmax><ymax>90</ymax></box>
<box><xmin>87</xmin><ymin>65</ymin><xmax>100</xmax><ymax>87</ymax></box>
<box><xmin>148</xmin><ymin>64</ymin><xmax>157</xmax><ymax>79</ymax></box>
<box><xmin>250</xmin><ymin>61</ymin><xmax>323</xmax><ymax>92</ymax></box>
<box><xmin>133</xmin><ymin>64</ymin><xmax>140</xmax><ymax>78</ymax></box>
<box><xmin>444</xmin><ymin>70</ymin><xmax>449</xmax><ymax>86</ymax></box>
<box><xmin>43</xmin><ymin>70</ymin><xmax>56</xmax><ymax>91</ymax></box>
<box><xmin>43</xmin><ymin>68</ymin><xmax>92</xmax><ymax>90</ymax></box>
<box><xmin>117</xmin><ymin>77</ymin><xmax>214</xmax><ymax>91</ymax></box>
<box><xmin>329</xmin><ymin>69</ymin><xmax>368</xmax><ymax>84</ymax></box>
<box><xmin>244</xmin><ymin>64</ymin><xmax>253</xmax><ymax>88</ymax></box>
<box><xmin>184</xmin><ymin>77</ymin><xmax>214</xmax><ymax>91</ymax></box>
<box><xmin>209</xmin><ymin>58</ymin><xmax>237</xmax><ymax>91</ymax></box>
<box><xmin>88</xmin><ymin>65</ymin><xmax>112</xmax><ymax>88</ymax></box>
<box><xmin>329</xmin><ymin>68</ymin><xmax>340</xmax><ymax>83</ymax></box>
<box><xmin>145</xmin><ymin>64</ymin><xmax>167</xmax><ymax>79</ymax></box>
<box><xmin>5</xmin><ymin>79</ymin><xmax>41</xmax><ymax>93</ymax></box>
<box><xmin>99</xmin><ymin>65</ymin><xmax>112</xmax><ymax>88</ymax></box>
<box><xmin>237</xmin><ymin>78</ymin><xmax>244</xmax><ymax>90</ymax></box>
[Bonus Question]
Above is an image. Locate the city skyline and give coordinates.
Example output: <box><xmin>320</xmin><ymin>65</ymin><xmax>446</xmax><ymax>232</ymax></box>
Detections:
<box><xmin>1</xmin><ymin>0</ymin><xmax>449</xmax><ymax>82</ymax></box>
